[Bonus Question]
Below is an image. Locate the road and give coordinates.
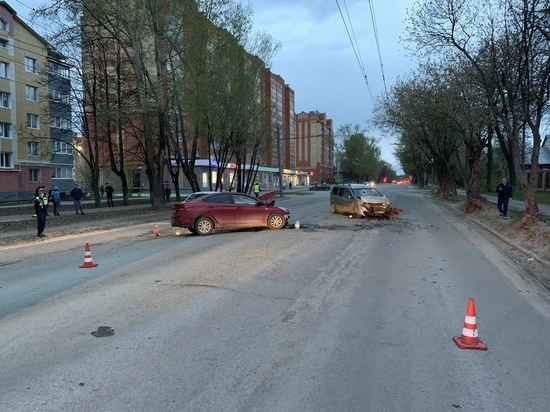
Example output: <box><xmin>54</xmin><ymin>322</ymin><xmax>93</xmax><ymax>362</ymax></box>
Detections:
<box><xmin>1</xmin><ymin>185</ymin><xmax>549</xmax><ymax>411</ymax></box>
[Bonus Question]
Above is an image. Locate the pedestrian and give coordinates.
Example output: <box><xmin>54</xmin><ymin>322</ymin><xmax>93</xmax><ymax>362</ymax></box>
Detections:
<box><xmin>70</xmin><ymin>183</ymin><xmax>85</xmax><ymax>214</ymax></box>
<box><xmin>289</xmin><ymin>181</ymin><xmax>292</xmax><ymax>190</ymax></box>
<box><xmin>100</xmin><ymin>184</ymin><xmax>105</xmax><ymax>198</ymax></box>
<box><xmin>105</xmin><ymin>182</ymin><xmax>114</xmax><ymax>207</ymax></box>
<box><xmin>33</xmin><ymin>186</ymin><xmax>49</xmax><ymax>237</ymax></box>
<box><xmin>496</xmin><ymin>177</ymin><xmax>513</xmax><ymax>219</ymax></box>
<box><xmin>163</xmin><ymin>185</ymin><xmax>171</xmax><ymax>204</ymax></box>
<box><xmin>52</xmin><ymin>185</ymin><xmax>61</xmax><ymax>215</ymax></box>
<box><xmin>253</xmin><ymin>182</ymin><xmax>261</xmax><ymax>198</ymax></box>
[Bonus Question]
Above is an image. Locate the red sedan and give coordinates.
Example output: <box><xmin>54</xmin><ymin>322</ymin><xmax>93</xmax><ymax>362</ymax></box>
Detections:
<box><xmin>171</xmin><ymin>190</ymin><xmax>290</xmax><ymax>236</ymax></box>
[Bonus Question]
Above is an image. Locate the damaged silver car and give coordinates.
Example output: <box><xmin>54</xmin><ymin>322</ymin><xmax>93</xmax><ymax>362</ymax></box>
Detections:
<box><xmin>330</xmin><ymin>183</ymin><xmax>401</xmax><ymax>218</ymax></box>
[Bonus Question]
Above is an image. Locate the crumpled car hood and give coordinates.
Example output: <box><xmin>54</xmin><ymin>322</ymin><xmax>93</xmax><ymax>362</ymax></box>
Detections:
<box><xmin>359</xmin><ymin>196</ymin><xmax>391</xmax><ymax>205</ymax></box>
<box><xmin>258</xmin><ymin>190</ymin><xmax>280</xmax><ymax>205</ymax></box>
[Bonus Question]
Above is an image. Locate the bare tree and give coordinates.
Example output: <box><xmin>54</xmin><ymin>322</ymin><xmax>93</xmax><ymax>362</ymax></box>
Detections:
<box><xmin>406</xmin><ymin>0</ymin><xmax>549</xmax><ymax>222</ymax></box>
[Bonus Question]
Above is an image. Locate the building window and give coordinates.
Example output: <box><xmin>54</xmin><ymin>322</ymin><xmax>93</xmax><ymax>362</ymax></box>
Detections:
<box><xmin>0</xmin><ymin>62</ymin><xmax>8</xmax><ymax>77</ymax></box>
<box><xmin>49</xmin><ymin>88</ymin><xmax>70</xmax><ymax>104</ymax></box>
<box><xmin>28</xmin><ymin>141</ymin><xmax>41</xmax><ymax>156</ymax></box>
<box><xmin>0</xmin><ymin>19</ymin><xmax>8</xmax><ymax>31</ymax></box>
<box><xmin>48</xmin><ymin>62</ymin><xmax>69</xmax><ymax>79</ymax></box>
<box><xmin>27</xmin><ymin>114</ymin><xmax>40</xmax><ymax>129</ymax></box>
<box><xmin>26</xmin><ymin>85</ymin><xmax>39</xmax><ymax>101</ymax></box>
<box><xmin>0</xmin><ymin>151</ymin><xmax>12</xmax><ymax>168</ymax></box>
<box><xmin>0</xmin><ymin>122</ymin><xmax>9</xmax><ymax>138</ymax></box>
<box><xmin>0</xmin><ymin>91</ymin><xmax>10</xmax><ymax>108</ymax></box>
<box><xmin>29</xmin><ymin>168</ymin><xmax>40</xmax><ymax>182</ymax></box>
<box><xmin>25</xmin><ymin>57</ymin><xmax>38</xmax><ymax>74</ymax></box>
<box><xmin>52</xmin><ymin>166</ymin><xmax>73</xmax><ymax>179</ymax></box>
<box><xmin>50</xmin><ymin>116</ymin><xmax>71</xmax><ymax>130</ymax></box>
<box><xmin>0</xmin><ymin>39</ymin><xmax>7</xmax><ymax>48</ymax></box>
<box><xmin>53</xmin><ymin>141</ymin><xmax>72</xmax><ymax>154</ymax></box>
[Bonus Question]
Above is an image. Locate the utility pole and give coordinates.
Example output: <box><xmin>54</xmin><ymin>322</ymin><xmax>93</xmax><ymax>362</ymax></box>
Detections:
<box><xmin>277</xmin><ymin>124</ymin><xmax>284</xmax><ymax>196</ymax></box>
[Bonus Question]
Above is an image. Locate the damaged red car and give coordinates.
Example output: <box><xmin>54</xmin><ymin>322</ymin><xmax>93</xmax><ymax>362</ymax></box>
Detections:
<box><xmin>171</xmin><ymin>190</ymin><xmax>290</xmax><ymax>236</ymax></box>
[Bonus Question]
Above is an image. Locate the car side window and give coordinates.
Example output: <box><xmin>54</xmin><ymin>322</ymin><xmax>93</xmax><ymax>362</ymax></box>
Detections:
<box><xmin>204</xmin><ymin>194</ymin><xmax>233</xmax><ymax>204</ymax></box>
<box><xmin>339</xmin><ymin>188</ymin><xmax>351</xmax><ymax>197</ymax></box>
<box><xmin>232</xmin><ymin>195</ymin><xmax>256</xmax><ymax>205</ymax></box>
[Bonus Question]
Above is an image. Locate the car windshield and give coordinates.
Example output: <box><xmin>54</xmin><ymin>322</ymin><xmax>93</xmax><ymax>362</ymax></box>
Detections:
<box><xmin>352</xmin><ymin>187</ymin><xmax>382</xmax><ymax>197</ymax></box>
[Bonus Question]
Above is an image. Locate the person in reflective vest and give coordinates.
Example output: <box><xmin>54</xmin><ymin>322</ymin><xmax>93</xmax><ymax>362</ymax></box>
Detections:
<box><xmin>253</xmin><ymin>182</ymin><xmax>261</xmax><ymax>198</ymax></box>
<box><xmin>34</xmin><ymin>185</ymin><xmax>49</xmax><ymax>237</ymax></box>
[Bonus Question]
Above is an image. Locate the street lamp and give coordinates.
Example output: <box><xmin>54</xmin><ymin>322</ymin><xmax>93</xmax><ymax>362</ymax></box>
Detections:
<box><xmin>277</xmin><ymin>124</ymin><xmax>284</xmax><ymax>196</ymax></box>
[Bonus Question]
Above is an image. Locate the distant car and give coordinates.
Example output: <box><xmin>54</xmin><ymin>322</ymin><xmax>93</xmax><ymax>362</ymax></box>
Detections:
<box><xmin>362</xmin><ymin>181</ymin><xmax>376</xmax><ymax>187</ymax></box>
<box><xmin>309</xmin><ymin>183</ymin><xmax>331</xmax><ymax>191</ymax></box>
<box><xmin>171</xmin><ymin>190</ymin><xmax>290</xmax><ymax>236</ymax></box>
<box><xmin>330</xmin><ymin>183</ymin><xmax>393</xmax><ymax>218</ymax></box>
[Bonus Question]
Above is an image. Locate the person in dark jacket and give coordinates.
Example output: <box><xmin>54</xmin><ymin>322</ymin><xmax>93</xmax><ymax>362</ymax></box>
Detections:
<box><xmin>496</xmin><ymin>177</ymin><xmax>513</xmax><ymax>219</ymax></box>
<box><xmin>163</xmin><ymin>185</ymin><xmax>171</xmax><ymax>204</ymax></box>
<box><xmin>70</xmin><ymin>183</ymin><xmax>85</xmax><ymax>214</ymax></box>
<box><xmin>33</xmin><ymin>186</ymin><xmax>49</xmax><ymax>237</ymax></box>
<box><xmin>105</xmin><ymin>183</ymin><xmax>114</xmax><ymax>207</ymax></box>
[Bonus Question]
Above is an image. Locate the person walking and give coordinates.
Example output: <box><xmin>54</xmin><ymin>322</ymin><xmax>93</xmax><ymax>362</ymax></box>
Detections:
<box><xmin>52</xmin><ymin>185</ymin><xmax>61</xmax><ymax>216</ymax></box>
<box><xmin>253</xmin><ymin>182</ymin><xmax>261</xmax><ymax>198</ymax></box>
<box><xmin>100</xmin><ymin>184</ymin><xmax>105</xmax><ymax>198</ymax></box>
<box><xmin>105</xmin><ymin>182</ymin><xmax>114</xmax><ymax>207</ymax></box>
<box><xmin>33</xmin><ymin>186</ymin><xmax>49</xmax><ymax>237</ymax></box>
<box><xmin>70</xmin><ymin>183</ymin><xmax>85</xmax><ymax>214</ymax></box>
<box><xmin>496</xmin><ymin>177</ymin><xmax>513</xmax><ymax>219</ymax></box>
<box><xmin>163</xmin><ymin>185</ymin><xmax>171</xmax><ymax>204</ymax></box>
<box><xmin>288</xmin><ymin>181</ymin><xmax>292</xmax><ymax>190</ymax></box>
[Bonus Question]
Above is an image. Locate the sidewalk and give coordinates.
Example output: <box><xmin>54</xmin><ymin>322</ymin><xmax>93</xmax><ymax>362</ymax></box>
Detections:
<box><xmin>456</xmin><ymin>189</ymin><xmax>550</xmax><ymax>216</ymax></box>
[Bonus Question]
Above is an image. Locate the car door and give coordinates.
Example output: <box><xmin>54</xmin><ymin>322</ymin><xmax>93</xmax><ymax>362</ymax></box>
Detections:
<box><xmin>336</xmin><ymin>188</ymin><xmax>354</xmax><ymax>213</ymax></box>
<box><xmin>232</xmin><ymin>194</ymin><xmax>265</xmax><ymax>227</ymax></box>
<box><xmin>202</xmin><ymin>194</ymin><xmax>235</xmax><ymax>227</ymax></box>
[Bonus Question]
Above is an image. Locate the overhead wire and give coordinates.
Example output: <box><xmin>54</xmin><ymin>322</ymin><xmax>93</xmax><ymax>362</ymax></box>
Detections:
<box><xmin>367</xmin><ymin>0</ymin><xmax>387</xmax><ymax>96</ymax></box>
<box><xmin>335</xmin><ymin>0</ymin><xmax>375</xmax><ymax>105</ymax></box>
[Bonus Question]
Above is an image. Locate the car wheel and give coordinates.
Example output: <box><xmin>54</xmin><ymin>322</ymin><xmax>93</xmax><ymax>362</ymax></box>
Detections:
<box><xmin>330</xmin><ymin>202</ymin><xmax>337</xmax><ymax>213</ymax></box>
<box><xmin>195</xmin><ymin>217</ymin><xmax>213</xmax><ymax>235</ymax></box>
<box><xmin>267</xmin><ymin>213</ymin><xmax>285</xmax><ymax>229</ymax></box>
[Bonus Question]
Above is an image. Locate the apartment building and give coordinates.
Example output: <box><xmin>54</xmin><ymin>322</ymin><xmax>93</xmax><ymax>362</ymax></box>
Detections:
<box><xmin>295</xmin><ymin>111</ymin><xmax>334</xmax><ymax>184</ymax></box>
<box><xmin>0</xmin><ymin>1</ymin><xmax>73</xmax><ymax>202</ymax></box>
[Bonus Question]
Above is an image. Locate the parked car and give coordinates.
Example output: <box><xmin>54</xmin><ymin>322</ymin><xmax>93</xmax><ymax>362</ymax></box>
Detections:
<box><xmin>330</xmin><ymin>183</ymin><xmax>393</xmax><ymax>218</ymax></box>
<box><xmin>309</xmin><ymin>183</ymin><xmax>331</xmax><ymax>191</ymax></box>
<box><xmin>171</xmin><ymin>190</ymin><xmax>290</xmax><ymax>236</ymax></box>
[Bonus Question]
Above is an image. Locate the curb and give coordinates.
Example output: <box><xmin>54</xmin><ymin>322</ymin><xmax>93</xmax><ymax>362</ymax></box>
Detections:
<box><xmin>463</xmin><ymin>215</ymin><xmax>550</xmax><ymax>269</ymax></box>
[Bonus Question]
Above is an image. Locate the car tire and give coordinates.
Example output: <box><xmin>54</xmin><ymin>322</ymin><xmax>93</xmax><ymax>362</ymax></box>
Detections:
<box><xmin>267</xmin><ymin>213</ymin><xmax>285</xmax><ymax>230</ymax></box>
<box><xmin>195</xmin><ymin>217</ymin><xmax>213</xmax><ymax>236</ymax></box>
<box><xmin>330</xmin><ymin>202</ymin><xmax>337</xmax><ymax>213</ymax></box>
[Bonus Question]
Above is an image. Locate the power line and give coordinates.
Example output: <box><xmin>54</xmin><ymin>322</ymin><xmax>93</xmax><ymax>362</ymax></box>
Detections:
<box><xmin>367</xmin><ymin>0</ymin><xmax>387</xmax><ymax>95</ymax></box>
<box><xmin>335</xmin><ymin>0</ymin><xmax>374</xmax><ymax>104</ymax></box>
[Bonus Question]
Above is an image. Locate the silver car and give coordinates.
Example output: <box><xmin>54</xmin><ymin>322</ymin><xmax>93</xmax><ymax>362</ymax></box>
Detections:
<box><xmin>330</xmin><ymin>183</ymin><xmax>393</xmax><ymax>218</ymax></box>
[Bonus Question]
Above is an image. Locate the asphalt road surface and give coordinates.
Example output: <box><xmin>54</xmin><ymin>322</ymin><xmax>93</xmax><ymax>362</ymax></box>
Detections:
<box><xmin>1</xmin><ymin>185</ymin><xmax>549</xmax><ymax>411</ymax></box>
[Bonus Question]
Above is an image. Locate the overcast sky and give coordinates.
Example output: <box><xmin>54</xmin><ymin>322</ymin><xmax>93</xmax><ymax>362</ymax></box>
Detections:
<box><xmin>18</xmin><ymin>0</ymin><xmax>418</xmax><ymax>171</ymax></box>
<box><xmin>250</xmin><ymin>0</ymin><xmax>418</xmax><ymax>171</ymax></box>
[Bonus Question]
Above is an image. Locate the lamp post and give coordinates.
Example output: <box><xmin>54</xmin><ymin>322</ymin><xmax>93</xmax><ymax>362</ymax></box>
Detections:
<box><xmin>277</xmin><ymin>124</ymin><xmax>283</xmax><ymax>196</ymax></box>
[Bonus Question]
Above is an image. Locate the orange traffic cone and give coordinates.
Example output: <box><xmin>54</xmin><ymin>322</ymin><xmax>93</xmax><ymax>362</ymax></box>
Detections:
<box><xmin>79</xmin><ymin>243</ymin><xmax>98</xmax><ymax>268</ymax></box>
<box><xmin>152</xmin><ymin>222</ymin><xmax>160</xmax><ymax>237</ymax></box>
<box><xmin>453</xmin><ymin>299</ymin><xmax>487</xmax><ymax>350</ymax></box>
